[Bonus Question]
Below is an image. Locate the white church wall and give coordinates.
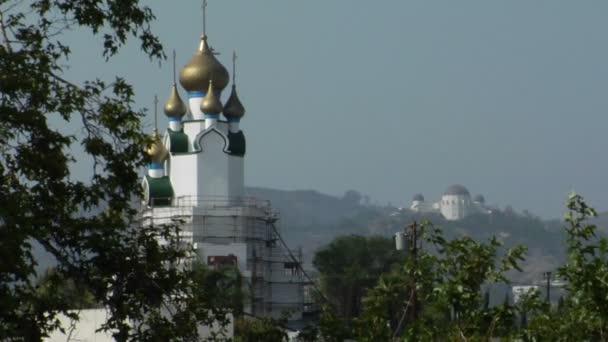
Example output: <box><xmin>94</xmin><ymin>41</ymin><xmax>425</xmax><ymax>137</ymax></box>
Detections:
<box><xmin>183</xmin><ymin>120</ymin><xmax>205</xmax><ymax>150</ymax></box>
<box><xmin>216</xmin><ymin>121</ymin><xmax>229</xmax><ymax>135</ymax></box>
<box><xmin>197</xmin><ymin>130</ymin><xmax>231</xmax><ymax>198</ymax></box>
<box><xmin>45</xmin><ymin>309</ymin><xmax>115</xmax><ymax>342</ymax></box>
<box><xmin>45</xmin><ymin>309</ymin><xmax>234</xmax><ymax>341</ymax></box>
<box><xmin>187</xmin><ymin>97</ymin><xmax>204</xmax><ymax>119</ymax></box>
<box><xmin>170</xmin><ymin>153</ymin><xmax>199</xmax><ymax>198</ymax></box>
<box><xmin>228</xmin><ymin>156</ymin><xmax>245</xmax><ymax>197</ymax></box>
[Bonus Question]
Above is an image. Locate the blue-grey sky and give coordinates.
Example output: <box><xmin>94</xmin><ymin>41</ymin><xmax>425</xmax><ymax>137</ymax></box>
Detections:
<box><xmin>64</xmin><ymin>1</ymin><xmax>608</xmax><ymax>218</ymax></box>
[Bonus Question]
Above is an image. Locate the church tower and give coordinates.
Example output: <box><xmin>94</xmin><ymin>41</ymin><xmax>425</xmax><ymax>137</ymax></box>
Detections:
<box><xmin>141</xmin><ymin>6</ymin><xmax>306</xmax><ymax>325</ymax></box>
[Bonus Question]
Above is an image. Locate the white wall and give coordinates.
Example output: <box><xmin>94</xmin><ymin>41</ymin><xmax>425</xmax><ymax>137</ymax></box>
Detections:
<box><xmin>170</xmin><ymin>153</ymin><xmax>199</xmax><ymax>199</ymax></box>
<box><xmin>45</xmin><ymin>309</ymin><xmax>115</xmax><ymax>342</ymax></box>
<box><xmin>228</xmin><ymin>156</ymin><xmax>245</xmax><ymax>197</ymax></box>
<box><xmin>197</xmin><ymin>130</ymin><xmax>230</xmax><ymax>198</ymax></box>
<box><xmin>184</xmin><ymin>120</ymin><xmax>205</xmax><ymax>151</ymax></box>
<box><xmin>171</xmin><ymin>121</ymin><xmax>244</xmax><ymax>201</ymax></box>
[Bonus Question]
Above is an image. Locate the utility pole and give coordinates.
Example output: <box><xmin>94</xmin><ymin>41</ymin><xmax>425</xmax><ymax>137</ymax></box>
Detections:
<box><xmin>409</xmin><ymin>221</ymin><xmax>419</xmax><ymax>322</ymax></box>
<box><xmin>392</xmin><ymin>221</ymin><xmax>421</xmax><ymax>339</ymax></box>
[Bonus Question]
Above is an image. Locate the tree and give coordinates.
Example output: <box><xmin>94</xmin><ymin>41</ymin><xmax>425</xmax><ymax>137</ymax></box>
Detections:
<box><xmin>313</xmin><ymin>235</ymin><xmax>406</xmax><ymax>323</ymax></box>
<box><xmin>524</xmin><ymin>194</ymin><xmax>608</xmax><ymax>341</ymax></box>
<box><xmin>35</xmin><ymin>267</ymin><xmax>100</xmax><ymax>311</ymax></box>
<box><xmin>0</xmin><ymin>1</ymin><xmax>229</xmax><ymax>340</ymax></box>
<box><xmin>312</xmin><ymin>194</ymin><xmax>608</xmax><ymax>341</ymax></box>
<box><xmin>234</xmin><ymin>316</ymin><xmax>288</xmax><ymax>342</ymax></box>
<box><xmin>352</xmin><ymin>222</ymin><xmax>525</xmax><ymax>341</ymax></box>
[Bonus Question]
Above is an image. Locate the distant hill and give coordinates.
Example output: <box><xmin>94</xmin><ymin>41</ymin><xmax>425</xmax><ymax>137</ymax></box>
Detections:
<box><xmin>245</xmin><ymin>187</ymin><xmax>369</xmax><ymax>229</ymax></box>
<box><xmin>30</xmin><ymin>186</ymin><xmax>604</xmax><ymax>283</ymax></box>
<box><xmin>245</xmin><ymin>187</ymin><xmax>590</xmax><ymax>283</ymax></box>
<box><xmin>245</xmin><ymin>187</ymin><xmax>389</xmax><ymax>260</ymax></box>
<box><xmin>377</xmin><ymin>209</ymin><xmax>567</xmax><ymax>283</ymax></box>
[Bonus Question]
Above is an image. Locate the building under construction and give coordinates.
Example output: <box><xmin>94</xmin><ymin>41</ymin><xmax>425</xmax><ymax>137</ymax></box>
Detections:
<box><xmin>139</xmin><ymin>12</ymin><xmax>308</xmax><ymax>327</ymax></box>
<box><xmin>142</xmin><ymin>197</ymin><xmax>306</xmax><ymax>321</ymax></box>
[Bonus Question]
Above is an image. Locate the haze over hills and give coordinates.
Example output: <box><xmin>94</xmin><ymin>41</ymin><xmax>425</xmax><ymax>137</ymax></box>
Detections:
<box><xmin>247</xmin><ymin>186</ymin><xmax>608</xmax><ymax>283</ymax></box>
<box><xmin>33</xmin><ymin>186</ymin><xmax>608</xmax><ymax>283</ymax></box>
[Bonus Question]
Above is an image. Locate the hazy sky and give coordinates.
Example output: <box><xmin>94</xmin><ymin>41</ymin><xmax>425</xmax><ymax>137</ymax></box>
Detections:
<box><xmin>63</xmin><ymin>1</ymin><xmax>608</xmax><ymax>219</ymax></box>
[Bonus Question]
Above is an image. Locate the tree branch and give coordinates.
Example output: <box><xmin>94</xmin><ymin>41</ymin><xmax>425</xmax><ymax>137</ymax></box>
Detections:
<box><xmin>0</xmin><ymin>8</ymin><xmax>13</xmax><ymax>52</ymax></box>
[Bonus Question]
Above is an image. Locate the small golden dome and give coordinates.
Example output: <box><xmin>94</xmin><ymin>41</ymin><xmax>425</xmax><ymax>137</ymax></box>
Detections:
<box><xmin>146</xmin><ymin>130</ymin><xmax>169</xmax><ymax>163</ymax></box>
<box><xmin>223</xmin><ymin>85</ymin><xmax>245</xmax><ymax>120</ymax></box>
<box><xmin>179</xmin><ymin>35</ymin><xmax>229</xmax><ymax>93</ymax></box>
<box><xmin>164</xmin><ymin>84</ymin><xmax>187</xmax><ymax>119</ymax></box>
<box><xmin>201</xmin><ymin>80</ymin><xmax>223</xmax><ymax>114</ymax></box>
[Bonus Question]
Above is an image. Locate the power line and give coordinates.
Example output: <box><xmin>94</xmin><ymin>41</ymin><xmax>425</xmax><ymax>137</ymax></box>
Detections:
<box><xmin>268</xmin><ymin>220</ymin><xmax>335</xmax><ymax>310</ymax></box>
<box><xmin>392</xmin><ymin>290</ymin><xmax>415</xmax><ymax>340</ymax></box>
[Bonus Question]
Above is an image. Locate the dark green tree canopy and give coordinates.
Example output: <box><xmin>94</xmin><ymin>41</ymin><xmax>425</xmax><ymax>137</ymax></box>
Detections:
<box><xmin>313</xmin><ymin>235</ymin><xmax>406</xmax><ymax>321</ymax></box>
<box><xmin>0</xmin><ymin>1</ymin><xmax>231</xmax><ymax>340</ymax></box>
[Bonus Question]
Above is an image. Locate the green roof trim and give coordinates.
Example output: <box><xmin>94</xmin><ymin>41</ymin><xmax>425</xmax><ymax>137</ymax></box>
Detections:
<box><xmin>145</xmin><ymin>175</ymin><xmax>173</xmax><ymax>206</ymax></box>
<box><xmin>168</xmin><ymin>128</ymin><xmax>188</xmax><ymax>153</ymax></box>
<box><xmin>228</xmin><ymin>131</ymin><xmax>246</xmax><ymax>156</ymax></box>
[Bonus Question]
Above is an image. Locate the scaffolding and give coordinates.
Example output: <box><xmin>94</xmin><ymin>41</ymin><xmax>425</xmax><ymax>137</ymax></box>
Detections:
<box><xmin>141</xmin><ymin>195</ymin><xmax>307</xmax><ymax>322</ymax></box>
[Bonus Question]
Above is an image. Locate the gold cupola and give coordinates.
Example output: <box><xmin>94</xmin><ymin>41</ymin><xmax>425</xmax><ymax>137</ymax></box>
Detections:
<box><xmin>201</xmin><ymin>80</ymin><xmax>223</xmax><ymax>114</ymax></box>
<box><xmin>179</xmin><ymin>35</ymin><xmax>229</xmax><ymax>94</ymax></box>
<box><xmin>164</xmin><ymin>84</ymin><xmax>187</xmax><ymax>119</ymax></box>
<box><xmin>223</xmin><ymin>84</ymin><xmax>245</xmax><ymax>120</ymax></box>
<box><xmin>146</xmin><ymin>129</ymin><xmax>169</xmax><ymax>164</ymax></box>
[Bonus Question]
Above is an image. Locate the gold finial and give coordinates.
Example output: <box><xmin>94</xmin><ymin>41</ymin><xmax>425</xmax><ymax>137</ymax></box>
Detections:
<box><xmin>165</xmin><ymin>50</ymin><xmax>187</xmax><ymax>119</ymax></box>
<box><xmin>224</xmin><ymin>51</ymin><xmax>245</xmax><ymax>120</ymax></box>
<box><xmin>232</xmin><ymin>50</ymin><xmax>237</xmax><ymax>85</ymax></box>
<box><xmin>172</xmin><ymin>49</ymin><xmax>177</xmax><ymax>84</ymax></box>
<box><xmin>202</xmin><ymin>0</ymin><xmax>208</xmax><ymax>36</ymax></box>
<box><xmin>153</xmin><ymin>94</ymin><xmax>159</xmax><ymax>131</ymax></box>
<box><xmin>147</xmin><ymin>95</ymin><xmax>168</xmax><ymax>163</ymax></box>
<box><xmin>201</xmin><ymin>79</ymin><xmax>223</xmax><ymax>114</ymax></box>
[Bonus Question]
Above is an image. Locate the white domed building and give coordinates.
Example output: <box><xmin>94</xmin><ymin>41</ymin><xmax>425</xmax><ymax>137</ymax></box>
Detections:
<box><xmin>409</xmin><ymin>184</ymin><xmax>491</xmax><ymax>221</ymax></box>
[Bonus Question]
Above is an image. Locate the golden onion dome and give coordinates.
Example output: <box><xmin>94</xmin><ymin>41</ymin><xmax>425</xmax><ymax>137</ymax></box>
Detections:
<box><xmin>146</xmin><ymin>130</ymin><xmax>169</xmax><ymax>163</ymax></box>
<box><xmin>201</xmin><ymin>80</ymin><xmax>223</xmax><ymax>114</ymax></box>
<box><xmin>223</xmin><ymin>85</ymin><xmax>245</xmax><ymax>120</ymax></box>
<box><xmin>179</xmin><ymin>35</ymin><xmax>229</xmax><ymax>93</ymax></box>
<box><xmin>164</xmin><ymin>84</ymin><xmax>187</xmax><ymax>119</ymax></box>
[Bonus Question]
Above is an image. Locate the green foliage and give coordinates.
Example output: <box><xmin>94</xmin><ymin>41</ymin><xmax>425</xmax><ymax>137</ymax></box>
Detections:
<box><xmin>295</xmin><ymin>324</ymin><xmax>318</xmax><ymax>342</ymax></box>
<box><xmin>0</xmin><ymin>1</ymin><xmax>231</xmax><ymax>340</ymax></box>
<box><xmin>317</xmin><ymin>305</ymin><xmax>352</xmax><ymax>342</ymax></box>
<box><xmin>234</xmin><ymin>315</ymin><xmax>288</xmax><ymax>342</ymax></box>
<box><xmin>353</xmin><ymin>222</ymin><xmax>526</xmax><ymax>341</ymax></box>
<box><xmin>523</xmin><ymin>194</ymin><xmax>608</xmax><ymax>341</ymax></box>
<box><xmin>312</xmin><ymin>195</ymin><xmax>608</xmax><ymax>341</ymax></box>
<box><xmin>36</xmin><ymin>267</ymin><xmax>100</xmax><ymax>310</ymax></box>
<box><xmin>190</xmin><ymin>261</ymin><xmax>245</xmax><ymax>317</ymax></box>
<box><xmin>313</xmin><ymin>235</ymin><xmax>406</xmax><ymax>322</ymax></box>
